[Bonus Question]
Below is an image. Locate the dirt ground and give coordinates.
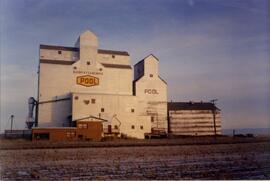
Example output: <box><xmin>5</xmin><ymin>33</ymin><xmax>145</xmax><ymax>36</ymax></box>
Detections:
<box><xmin>1</xmin><ymin>141</ymin><xmax>269</xmax><ymax>180</ymax></box>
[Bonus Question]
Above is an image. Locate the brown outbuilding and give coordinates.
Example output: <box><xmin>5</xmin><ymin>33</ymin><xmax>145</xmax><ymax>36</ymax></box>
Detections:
<box><xmin>32</xmin><ymin>120</ymin><xmax>103</xmax><ymax>141</ymax></box>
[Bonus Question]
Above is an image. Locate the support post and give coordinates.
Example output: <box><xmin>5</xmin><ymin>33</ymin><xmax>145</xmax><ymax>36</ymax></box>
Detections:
<box><xmin>210</xmin><ymin>99</ymin><xmax>218</xmax><ymax>138</ymax></box>
<box><xmin>10</xmin><ymin>115</ymin><xmax>14</xmax><ymax>132</ymax></box>
<box><xmin>213</xmin><ymin>109</ymin><xmax>217</xmax><ymax>136</ymax></box>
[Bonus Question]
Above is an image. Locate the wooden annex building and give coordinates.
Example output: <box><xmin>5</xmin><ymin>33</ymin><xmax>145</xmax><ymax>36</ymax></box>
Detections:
<box><xmin>168</xmin><ymin>102</ymin><xmax>221</xmax><ymax>136</ymax></box>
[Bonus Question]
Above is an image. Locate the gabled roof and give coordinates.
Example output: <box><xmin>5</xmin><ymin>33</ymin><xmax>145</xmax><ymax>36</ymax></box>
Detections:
<box><xmin>133</xmin><ymin>54</ymin><xmax>167</xmax><ymax>84</ymax></box>
<box><xmin>73</xmin><ymin>115</ymin><xmax>108</xmax><ymax>122</ymax></box>
<box><xmin>168</xmin><ymin>102</ymin><xmax>220</xmax><ymax>111</ymax></box>
<box><xmin>79</xmin><ymin>30</ymin><xmax>98</xmax><ymax>39</ymax></box>
<box><xmin>40</xmin><ymin>44</ymin><xmax>129</xmax><ymax>56</ymax></box>
<box><xmin>134</xmin><ymin>54</ymin><xmax>159</xmax><ymax>67</ymax></box>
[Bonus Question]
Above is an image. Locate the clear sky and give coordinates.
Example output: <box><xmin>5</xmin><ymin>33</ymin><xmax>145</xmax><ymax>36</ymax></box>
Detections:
<box><xmin>0</xmin><ymin>0</ymin><xmax>269</xmax><ymax>131</ymax></box>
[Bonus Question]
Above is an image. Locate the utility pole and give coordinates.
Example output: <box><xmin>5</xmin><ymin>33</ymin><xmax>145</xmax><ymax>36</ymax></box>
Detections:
<box><xmin>210</xmin><ymin>99</ymin><xmax>218</xmax><ymax>137</ymax></box>
<box><xmin>10</xmin><ymin>115</ymin><xmax>14</xmax><ymax>132</ymax></box>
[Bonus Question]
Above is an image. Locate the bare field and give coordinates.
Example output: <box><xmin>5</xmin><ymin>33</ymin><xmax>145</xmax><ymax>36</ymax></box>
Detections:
<box><xmin>1</xmin><ymin>141</ymin><xmax>270</xmax><ymax>180</ymax></box>
<box><xmin>1</xmin><ymin>136</ymin><xmax>270</xmax><ymax>150</ymax></box>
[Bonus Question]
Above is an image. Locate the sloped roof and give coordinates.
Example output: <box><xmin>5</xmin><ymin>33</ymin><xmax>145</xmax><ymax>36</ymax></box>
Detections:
<box><xmin>40</xmin><ymin>44</ymin><xmax>129</xmax><ymax>56</ymax></box>
<box><xmin>98</xmin><ymin>49</ymin><xmax>129</xmax><ymax>56</ymax></box>
<box><xmin>168</xmin><ymin>102</ymin><xmax>220</xmax><ymax>111</ymax></box>
<box><xmin>133</xmin><ymin>54</ymin><xmax>159</xmax><ymax>67</ymax></box>
<box><xmin>73</xmin><ymin>115</ymin><xmax>108</xmax><ymax>122</ymax></box>
<box><xmin>40</xmin><ymin>44</ymin><xmax>79</xmax><ymax>51</ymax></box>
<box><xmin>101</xmin><ymin>63</ymin><xmax>132</xmax><ymax>69</ymax></box>
<box><xmin>133</xmin><ymin>54</ymin><xmax>166</xmax><ymax>84</ymax></box>
<box><xmin>40</xmin><ymin>59</ymin><xmax>75</xmax><ymax>65</ymax></box>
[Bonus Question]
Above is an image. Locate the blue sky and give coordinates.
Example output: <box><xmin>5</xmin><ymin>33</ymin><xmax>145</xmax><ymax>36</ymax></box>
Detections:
<box><xmin>0</xmin><ymin>0</ymin><xmax>269</xmax><ymax>131</ymax></box>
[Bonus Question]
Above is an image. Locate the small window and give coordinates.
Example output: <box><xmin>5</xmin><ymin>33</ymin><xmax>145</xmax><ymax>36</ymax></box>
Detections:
<box><xmin>74</xmin><ymin>96</ymin><xmax>79</xmax><ymax>100</ymax></box>
<box><xmin>84</xmin><ymin>100</ymin><xmax>89</xmax><ymax>105</ymax></box>
<box><xmin>151</xmin><ymin>116</ymin><xmax>154</xmax><ymax>122</ymax></box>
<box><xmin>73</xmin><ymin>66</ymin><xmax>77</xmax><ymax>70</ymax></box>
<box><xmin>66</xmin><ymin>132</ymin><xmax>75</xmax><ymax>138</ymax></box>
<box><xmin>114</xmin><ymin>125</ymin><xmax>118</xmax><ymax>129</ymax></box>
<box><xmin>78</xmin><ymin>123</ymin><xmax>87</xmax><ymax>129</ymax></box>
<box><xmin>140</xmin><ymin>126</ymin><xmax>143</xmax><ymax>130</ymax></box>
<box><xmin>131</xmin><ymin>109</ymin><xmax>135</xmax><ymax>113</ymax></box>
<box><xmin>87</xmin><ymin>61</ymin><xmax>90</xmax><ymax>65</ymax></box>
<box><xmin>91</xmin><ymin>99</ymin><xmax>96</xmax><ymax>104</ymax></box>
<box><xmin>150</xmin><ymin>74</ymin><xmax>153</xmax><ymax>77</ymax></box>
<box><xmin>131</xmin><ymin>125</ymin><xmax>135</xmax><ymax>129</ymax></box>
<box><xmin>99</xmin><ymin>68</ymin><xmax>103</xmax><ymax>71</ymax></box>
<box><xmin>112</xmin><ymin>55</ymin><xmax>115</xmax><ymax>58</ymax></box>
<box><xmin>58</xmin><ymin>51</ymin><xmax>62</xmax><ymax>54</ymax></box>
<box><xmin>101</xmin><ymin>108</ymin><xmax>105</xmax><ymax>112</ymax></box>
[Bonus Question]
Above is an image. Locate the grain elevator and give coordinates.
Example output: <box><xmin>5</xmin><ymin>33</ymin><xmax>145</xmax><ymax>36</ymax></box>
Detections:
<box><xmin>36</xmin><ymin>30</ymin><xmax>168</xmax><ymax>139</ymax></box>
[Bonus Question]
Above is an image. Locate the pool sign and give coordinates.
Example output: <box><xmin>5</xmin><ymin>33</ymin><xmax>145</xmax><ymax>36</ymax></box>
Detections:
<box><xmin>145</xmin><ymin>89</ymin><xmax>159</xmax><ymax>94</ymax></box>
<box><xmin>76</xmin><ymin>75</ymin><xmax>99</xmax><ymax>87</ymax></box>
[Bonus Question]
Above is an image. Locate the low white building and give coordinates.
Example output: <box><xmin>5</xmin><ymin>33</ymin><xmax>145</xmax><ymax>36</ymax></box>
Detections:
<box><xmin>37</xmin><ymin>30</ymin><xmax>167</xmax><ymax>139</ymax></box>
